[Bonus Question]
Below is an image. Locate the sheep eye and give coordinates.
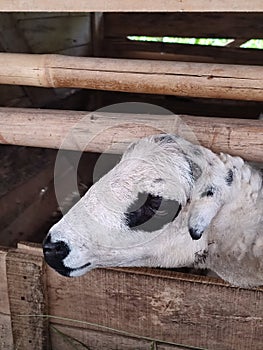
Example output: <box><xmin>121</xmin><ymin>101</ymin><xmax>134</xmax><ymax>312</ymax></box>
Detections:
<box><xmin>125</xmin><ymin>193</ymin><xmax>181</xmax><ymax>232</ymax></box>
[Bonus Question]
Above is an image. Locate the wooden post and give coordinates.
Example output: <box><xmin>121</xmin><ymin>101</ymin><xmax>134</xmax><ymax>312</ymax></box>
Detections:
<box><xmin>6</xmin><ymin>247</ymin><xmax>49</xmax><ymax>349</ymax></box>
<box><xmin>0</xmin><ymin>53</ymin><xmax>263</xmax><ymax>101</ymax></box>
<box><xmin>0</xmin><ymin>107</ymin><xmax>262</xmax><ymax>162</ymax></box>
<box><xmin>0</xmin><ymin>249</ymin><xmax>14</xmax><ymax>350</ymax></box>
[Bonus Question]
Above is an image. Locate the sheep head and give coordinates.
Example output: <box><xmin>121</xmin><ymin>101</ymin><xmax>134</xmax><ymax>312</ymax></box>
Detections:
<box><xmin>43</xmin><ymin>134</ymin><xmax>236</xmax><ymax>277</ymax></box>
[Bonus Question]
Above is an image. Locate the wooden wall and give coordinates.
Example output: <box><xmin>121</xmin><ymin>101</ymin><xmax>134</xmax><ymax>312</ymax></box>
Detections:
<box><xmin>0</xmin><ymin>243</ymin><xmax>262</xmax><ymax>350</ymax></box>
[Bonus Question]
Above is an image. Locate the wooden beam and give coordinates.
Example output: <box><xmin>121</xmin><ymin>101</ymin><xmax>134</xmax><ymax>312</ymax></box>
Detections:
<box><xmin>0</xmin><ymin>107</ymin><xmax>262</xmax><ymax>162</ymax></box>
<box><xmin>0</xmin><ymin>53</ymin><xmax>263</xmax><ymax>101</ymax></box>
<box><xmin>0</xmin><ymin>249</ymin><xmax>14</xmax><ymax>350</ymax></box>
<box><xmin>105</xmin><ymin>13</ymin><xmax>263</xmax><ymax>38</ymax></box>
<box><xmin>0</xmin><ymin>1</ymin><xmax>263</xmax><ymax>12</ymax></box>
<box><xmin>226</xmin><ymin>39</ymin><xmax>251</xmax><ymax>48</ymax></box>
<box><xmin>6</xmin><ymin>248</ymin><xmax>50</xmax><ymax>349</ymax></box>
<box><xmin>104</xmin><ymin>39</ymin><xmax>263</xmax><ymax>66</ymax></box>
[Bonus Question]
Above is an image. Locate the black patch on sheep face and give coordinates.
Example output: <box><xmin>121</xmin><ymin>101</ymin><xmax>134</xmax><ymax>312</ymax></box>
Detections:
<box><xmin>125</xmin><ymin>192</ymin><xmax>181</xmax><ymax>232</ymax></box>
<box><xmin>225</xmin><ymin>169</ymin><xmax>233</xmax><ymax>186</ymax></box>
<box><xmin>201</xmin><ymin>186</ymin><xmax>215</xmax><ymax>198</ymax></box>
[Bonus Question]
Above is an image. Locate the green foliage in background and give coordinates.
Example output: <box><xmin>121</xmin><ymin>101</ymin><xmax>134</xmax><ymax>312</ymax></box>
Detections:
<box><xmin>128</xmin><ymin>36</ymin><xmax>263</xmax><ymax>49</ymax></box>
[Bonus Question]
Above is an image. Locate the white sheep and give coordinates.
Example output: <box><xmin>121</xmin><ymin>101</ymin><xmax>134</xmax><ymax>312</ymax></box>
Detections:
<box><xmin>43</xmin><ymin>134</ymin><xmax>263</xmax><ymax>288</ymax></box>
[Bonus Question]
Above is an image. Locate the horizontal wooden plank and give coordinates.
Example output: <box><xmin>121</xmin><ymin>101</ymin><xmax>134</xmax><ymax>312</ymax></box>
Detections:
<box><xmin>105</xmin><ymin>39</ymin><xmax>263</xmax><ymax>66</ymax></box>
<box><xmin>46</xmin><ymin>265</ymin><xmax>263</xmax><ymax>350</ymax></box>
<box><xmin>14</xmin><ymin>13</ymin><xmax>84</xmax><ymax>20</ymax></box>
<box><xmin>105</xmin><ymin>13</ymin><xmax>263</xmax><ymax>37</ymax></box>
<box><xmin>1</xmin><ymin>0</ymin><xmax>263</xmax><ymax>12</ymax></box>
<box><xmin>0</xmin><ymin>53</ymin><xmax>263</xmax><ymax>101</ymax></box>
<box><xmin>0</xmin><ymin>107</ymin><xmax>262</xmax><ymax>162</ymax></box>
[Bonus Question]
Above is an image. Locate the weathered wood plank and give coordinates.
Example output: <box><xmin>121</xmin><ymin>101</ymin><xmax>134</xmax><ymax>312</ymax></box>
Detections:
<box><xmin>46</xmin><ymin>266</ymin><xmax>263</xmax><ymax>350</ymax></box>
<box><xmin>0</xmin><ymin>53</ymin><xmax>263</xmax><ymax>101</ymax></box>
<box><xmin>104</xmin><ymin>39</ymin><xmax>263</xmax><ymax>66</ymax></box>
<box><xmin>1</xmin><ymin>0</ymin><xmax>263</xmax><ymax>12</ymax></box>
<box><xmin>6</xmin><ymin>249</ymin><xmax>49</xmax><ymax>349</ymax></box>
<box><xmin>0</xmin><ymin>107</ymin><xmax>262</xmax><ymax>162</ymax></box>
<box><xmin>105</xmin><ymin>13</ymin><xmax>263</xmax><ymax>38</ymax></box>
<box><xmin>0</xmin><ymin>249</ymin><xmax>14</xmax><ymax>350</ymax></box>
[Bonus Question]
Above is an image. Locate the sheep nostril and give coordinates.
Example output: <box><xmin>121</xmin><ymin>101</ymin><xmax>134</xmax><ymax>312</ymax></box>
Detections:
<box><xmin>43</xmin><ymin>235</ymin><xmax>70</xmax><ymax>260</ymax></box>
<box><xmin>189</xmin><ymin>227</ymin><xmax>203</xmax><ymax>240</ymax></box>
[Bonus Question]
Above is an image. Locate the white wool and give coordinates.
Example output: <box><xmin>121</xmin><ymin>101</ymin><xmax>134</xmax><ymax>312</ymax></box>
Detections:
<box><xmin>46</xmin><ymin>134</ymin><xmax>263</xmax><ymax>288</ymax></box>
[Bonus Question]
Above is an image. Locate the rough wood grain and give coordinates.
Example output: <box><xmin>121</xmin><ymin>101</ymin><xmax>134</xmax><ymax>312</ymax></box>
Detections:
<box><xmin>6</xmin><ymin>249</ymin><xmax>49</xmax><ymax>350</ymax></box>
<box><xmin>0</xmin><ymin>107</ymin><xmax>262</xmax><ymax>162</ymax></box>
<box><xmin>105</xmin><ymin>13</ymin><xmax>263</xmax><ymax>38</ymax></box>
<box><xmin>46</xmin><ymin>266</ymin><xmax>263</xmax><ymax>350</ymax></box>
<box><xmin>0</xmin><ymin>53</ymin><xmax>263</xmax><ymax>101</ymax></box>
<box><xmin>1</xmin><ymin>0</ymin><xmax>263</xmax><ymax>12</ymax></box>
<box><xmin>0</xmin><ymin>249</ymin><xmax>14</xmax><ymax>350</ymax></box>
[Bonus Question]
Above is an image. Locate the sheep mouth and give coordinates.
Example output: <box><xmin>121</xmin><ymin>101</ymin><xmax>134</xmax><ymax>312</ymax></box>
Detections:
<box><xmin>47</xmin><ymin>260</ymin><xmax>92</xmax><ymax>277</ymax></box>
<box><xmin>69</xmin><ymin>262</ymin><xmax>92</xmax><ymax>273</ymax></box>
<box><xmin>65</xmin><ymin>262</ymin><xmax>93</xmax><ymax>277</ymax></box>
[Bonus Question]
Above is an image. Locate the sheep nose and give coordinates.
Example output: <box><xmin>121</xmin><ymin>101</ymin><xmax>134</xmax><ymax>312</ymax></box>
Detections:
<box><xmin>189</xmin><ymin>227</ymin><xmax>203</xmax><ymax>240</ymax></box>
<box><xmin>43</xmin><ymin>234</ymin><xmax>70</xmax><ymax>270</ymax></box>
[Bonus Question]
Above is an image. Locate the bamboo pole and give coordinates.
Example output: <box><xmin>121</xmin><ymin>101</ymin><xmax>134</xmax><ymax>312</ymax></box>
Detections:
<box><xmin>0</xmin><ymin>0</ymin><xmax>263</xmax><ymax>12</ymax></box>
<box><xmin>0</xmin><ymin>107</ymin><xmax>262</xmax><ymax>162</ymax></box>
<box><xmin>0</xmin><ymin>53</ymin><xmax>263</xmax><ymax>101</ymax></box>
